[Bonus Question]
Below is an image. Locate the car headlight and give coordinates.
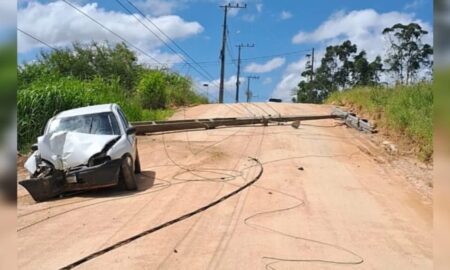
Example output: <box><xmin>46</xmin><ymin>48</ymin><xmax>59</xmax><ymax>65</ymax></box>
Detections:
<box><xmin>88</xmin><ymin>152</ymin><xmax>111</xmax><ymax>167</ymax></box>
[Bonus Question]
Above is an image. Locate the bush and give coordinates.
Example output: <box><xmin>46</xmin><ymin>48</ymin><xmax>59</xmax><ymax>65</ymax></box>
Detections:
<box><xmin>137</xmin><ymin>71</ymin><xmax>167</xmax><ymax>109</ymax></box>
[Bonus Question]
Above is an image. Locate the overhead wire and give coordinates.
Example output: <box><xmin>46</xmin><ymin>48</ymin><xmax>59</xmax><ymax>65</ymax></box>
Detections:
<box><xmin>61</xmin><ymin>0</ymin><xmax>163</xmax><ymax>66</ymax></box>
<box><xmin>115</xmin><ymin>0</ymin><xmax>220</xmax><ymax>89</ymax></box>
<box><xmin>17</xmin><ymin>28</ymin><xmax>57</xmax><ymax>50</ymax></box>
<box><xmin>167</xmin><ymin>49</ymin><xmax>311</xmax><ymax>67</ymax></box>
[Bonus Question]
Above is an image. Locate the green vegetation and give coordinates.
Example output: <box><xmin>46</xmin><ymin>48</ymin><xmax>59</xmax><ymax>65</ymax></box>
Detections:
<box><xmin>294</xmin><ymin>23</ymin><xmax>433</xmax><ymax>104</ymax></box>
<box><xmin>0</xmin><ymin>43</ymin><xmax>16</xmax><ymax>143</ymax></box>
<box><xmin>326</xmin><ymin>83</ymin><xmax>432</xmax><ymax>161</ymax></box>
<box><xmin>294</xmin><ymin>22</ymin><xmax>433</xmax><ymax>162</ymax></box>
<box><xmin>18</xmin><ymin>42</ymin><xmax>207</xmax><ymax>152</ymax></box>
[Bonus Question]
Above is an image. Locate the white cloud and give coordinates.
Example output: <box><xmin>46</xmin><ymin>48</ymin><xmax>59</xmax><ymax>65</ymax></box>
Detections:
<box><xmin>262</xmin><ymin>77</ymin><xmax>272</xmax><ymax>85</ymax></box>
<box><xmin>134</xmin><ymin>0</ymin><xmax>181</xmax><ymax>16</ymax></box>
<box><xmin>0</xmin><ymin>0</ymin><xmax>16</xmax><ymax>30</ymax></box>
<box><xmin>17</xmin><ymin>1</ymin><xmax>204</xmax><ymax>66</ymax></box>
<box><xmin>242</xmin><ymin>14</ymin><xmax>256</xmax><ymax>22</ymax></box>
<box><xmin>404</xmin><ymin>0</ymin><xmax>425</xmax><ymax>10</ymax></box>
<box><xmin>291</xmin><ymin>9</ymin><xmax>432</xmax><ymax>60</ymax></box>
<box><xmin>256</xmin><ymin>3</ymin><xmax>263</xmax><ymax>13</ymax></box>
<box><xmin>244</xmin><ymin>57</ymin><xmax>286</xmax><ymax>73</ymax></box>
<box><xmin>201</xmin><ymin>75</ymin><xmax>246</xmax><ymax>94</ymax></box>
<box><xmin>272</xmin><ymin>57</ymin><xmax>311</xmax><ymax>100</ymax></box>
<box><xmin>280</xmin><ymin>11</ymin><xmax>293</xmax><ymax>20</ymax></box>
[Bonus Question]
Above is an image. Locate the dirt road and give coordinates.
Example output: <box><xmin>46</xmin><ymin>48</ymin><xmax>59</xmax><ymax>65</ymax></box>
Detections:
<box><xmin>17</xmin><ymin>103</ymin><xmax>432</xmax><ymax>270</ymax></box>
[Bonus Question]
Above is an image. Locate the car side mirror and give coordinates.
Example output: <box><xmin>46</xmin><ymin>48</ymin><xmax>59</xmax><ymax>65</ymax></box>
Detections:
<box><xmin>31</xmin><ymin>143</ymin><xmax>38</xmax><ymax>152</ymax></box>
<box><xmin>126</xmin><ymin>127</ymin><xmax>136</xmax><ymax>135</ymax></box>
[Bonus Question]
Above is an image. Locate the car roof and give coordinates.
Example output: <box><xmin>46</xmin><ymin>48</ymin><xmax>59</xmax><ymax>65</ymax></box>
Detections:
<box><xmin>55</xmin><ymin>104</ymin><xmax>117</xmax><ymax>118</ymax></box>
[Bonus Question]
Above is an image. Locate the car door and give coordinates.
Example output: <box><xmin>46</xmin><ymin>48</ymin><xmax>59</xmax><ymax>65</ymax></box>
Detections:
<box><xmin>116</xmin><ymin>107</ymin><xmax>136</xmax><ymax>159</ymax></box>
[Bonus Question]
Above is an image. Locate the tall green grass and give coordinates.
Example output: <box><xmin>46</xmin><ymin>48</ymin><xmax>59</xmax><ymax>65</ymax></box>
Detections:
<box><xmin>17</xmin><ymin>76</ymin><xmax>173</xmax><ymax>152</ymax></box>
<box><xmin>326</xmin><ymin>83</ymin><xmax>432</xmax><ymax>161</ymax></box>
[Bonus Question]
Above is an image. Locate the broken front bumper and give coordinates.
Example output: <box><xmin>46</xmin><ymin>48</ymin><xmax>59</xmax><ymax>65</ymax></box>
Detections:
<box><xmin>19</xmin><ymin>159</ymin><xmax>122</xmax><ymax>202</ymax></box>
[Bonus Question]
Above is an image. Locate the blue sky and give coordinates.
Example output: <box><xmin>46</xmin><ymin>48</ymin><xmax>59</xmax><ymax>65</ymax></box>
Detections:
<box><xmin>17</xmin><ymin>0</ymin><xmax>433</xmax><ymax>103</ymax></box>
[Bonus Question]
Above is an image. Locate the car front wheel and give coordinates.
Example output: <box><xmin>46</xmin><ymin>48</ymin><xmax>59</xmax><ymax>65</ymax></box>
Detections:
<box><xmin>119</xmin><ymin>156</ymin><xmax>137</xmax><ymax>190</ymax></box>
<box><xmin>134</xmin><ymin>149</ymin><xmax>141</xmax><ymax>174</ymax></box>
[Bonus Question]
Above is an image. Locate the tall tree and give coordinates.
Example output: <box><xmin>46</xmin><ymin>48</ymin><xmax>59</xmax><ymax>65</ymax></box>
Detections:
<box><xmin>295</xmin><ymin>40</ymin><xmax>384</xmax><ymax>104</ymax></box>
<box><xmin>334</xmin><ymin>40</ymin><xmax>357</xmax><ymax>88</ymax></box>
<box><xmin>352</xmin><ymin>51</ymin><xmax>383</xmax><ymax>86</ymax></box>
<box><xmin>296</xmin><ymin>54</ymin><xmax>324</xmax><ymax>104</ymax></box>
<box><xmin>383</xmin><ymin>23</ymin><xmax>433</xmax><ymax>84</ymax></box>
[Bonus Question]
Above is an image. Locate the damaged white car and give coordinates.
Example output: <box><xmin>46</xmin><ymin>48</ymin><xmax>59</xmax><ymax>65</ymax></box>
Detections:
<box><xmin>20</xmin><ymin>104</ymin><xmax>141</xmax><ymax>202</ymax></box>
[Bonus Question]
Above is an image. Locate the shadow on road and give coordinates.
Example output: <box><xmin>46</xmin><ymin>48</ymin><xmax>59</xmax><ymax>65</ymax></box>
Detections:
<box><xmin>54</xmin><ymin>170</ymin><xmax>157</xmax><ymax>200</ymax></box>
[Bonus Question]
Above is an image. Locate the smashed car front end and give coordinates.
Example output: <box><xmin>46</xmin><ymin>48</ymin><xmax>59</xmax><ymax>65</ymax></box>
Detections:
<box><xmin>20</xmin><ymin>159</ymin><xmax>122</xmax><ymax>202</ymax></box>
<box><xmin>20</xmin><ymin>131</ymin><xmax>123</xmax><ymax>202</ymax></box>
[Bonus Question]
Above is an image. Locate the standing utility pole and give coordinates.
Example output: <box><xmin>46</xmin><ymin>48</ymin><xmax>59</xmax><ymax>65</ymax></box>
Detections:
<box><xmin>219</xmin><ymin>3</ymin><xmax>247</xmax><ymax>103</ymax></box>
<box><xmin>246</xmin><ymin>75</ymin><xmax>259</xmax><ymax>102</ymax></box>
<box><xmin>235</xmin><ymin>43</ymin><xmax>254</xmax><ymax>103</ymax></box>
<box><xmin>310</xmin><ymin>48</ymin><xmax>315</xmax><ymax>82</ymax></box>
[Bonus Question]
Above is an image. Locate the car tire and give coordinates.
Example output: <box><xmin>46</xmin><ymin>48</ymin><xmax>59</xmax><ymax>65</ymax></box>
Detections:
<box><xmin>119</xmin><ymin>156</ymin><xmax>137</xmax><ymax>190</ymax></box>
<box><xmin>134</xmin><ymin>149</ymin><xmax>141</xmax><ymax>174</ymax></box>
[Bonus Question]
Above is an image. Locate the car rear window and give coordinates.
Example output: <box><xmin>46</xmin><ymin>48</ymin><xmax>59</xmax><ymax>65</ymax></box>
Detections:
<box><xmin>48</xmin><ymin>112</ymin><xmax>121</xmax><ymax>135</ymax></box>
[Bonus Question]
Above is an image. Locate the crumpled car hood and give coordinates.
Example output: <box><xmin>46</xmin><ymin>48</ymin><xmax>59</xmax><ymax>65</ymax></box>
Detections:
<box><xmin>31</xmin><ymin>131</ymin><xmax>119</xmax><ymax>171</ymax></box>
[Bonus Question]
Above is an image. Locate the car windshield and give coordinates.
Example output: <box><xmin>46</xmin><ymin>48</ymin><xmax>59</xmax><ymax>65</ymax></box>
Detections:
<box><xmin>47</xmin><ymin>112</ymin><xmax>121</xmax><ymax>135</ymax></box>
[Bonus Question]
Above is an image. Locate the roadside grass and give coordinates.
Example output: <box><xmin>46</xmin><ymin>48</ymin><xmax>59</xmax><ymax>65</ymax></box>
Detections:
<box><xmin>326</xmin><ymin>83</ymin><xmax>432</xmax><ymax>162</ymax></box>
<box><xmin>141</xmin><ymin>108</ymin><xmax>175</xmax><ymax>121</ymax></box>
<box><xmin>17</xmin><ymin>77</ymin><xmax>175</xmax><ymax>153</ymax></box>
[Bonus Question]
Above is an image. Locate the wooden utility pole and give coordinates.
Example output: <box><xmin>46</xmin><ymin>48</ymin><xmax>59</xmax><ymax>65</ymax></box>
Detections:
<box><xmin>235</xmin><ymin>43</ymin><xmax>254</xmax><ymax>103</ymax></box>
<box><xmin>219</xmin><ymin>3</ymin><xmax>246</xmax><ymax>103</ymax></box>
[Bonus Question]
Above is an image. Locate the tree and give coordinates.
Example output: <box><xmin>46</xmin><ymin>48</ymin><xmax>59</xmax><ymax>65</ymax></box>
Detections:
<box><xmin>295</xmin><ymin>40</ymin><xmax>385</xmax><ymax>104</ymax></box>
<box><xmin>314</xmin><ymin>40</ymin><xmax>358</xmax><ymax>92</ymax></box>
<box><xmin>334</xmin><ymin>40</ymin><xmax>357</xmax><ymax>88</ymax></box>
<box><xmin>296</xmin><ymin>54</ymin><xmax>324</xmax><ymax>104</ymax></box>
<box><xmin>383</xmin><ymin>23</ymin><xmax>433</xmax><ymax>84</ymax></box>
<box><xmin>352</xmin><ymin>51</ymin><xmax>383</xmax><ymax>86</ymax></box>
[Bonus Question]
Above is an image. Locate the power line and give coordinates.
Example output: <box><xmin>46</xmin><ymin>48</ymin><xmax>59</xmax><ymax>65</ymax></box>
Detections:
<box><xmin>62</xmin><ymin>0</ymin><xmax>222</xmax><ymax>98</ymax></box>
<box><xmin>168</xmin><ymin>49</ymin><xmax>312</xmax><ymax>66</ymax></box>
<box><xmin>226</xmin><ymin>31</ymin><xmax>237</xmax><ymax>68</ymax></box>
<box><xmin>241</xmin><ymin>49</ymin><xmax>311</xmax><ymax>61</ymax></box>
<box><xmin>121</xmin><ymin>0</ymin><xmax>220</xmax><ymax>89</ymax></box>
<box><xmin>61</xmin><ymin>0</ymin><xmax>162</xmax><ymax>66</ymax></box>
<box><xmin>17</xmin><ymin>28</ymin><xmax>57</xmax><ymax>50</ymax></box>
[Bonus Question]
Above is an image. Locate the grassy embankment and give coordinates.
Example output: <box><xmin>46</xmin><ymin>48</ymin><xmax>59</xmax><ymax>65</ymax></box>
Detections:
<box><xmin>326</xmin><ymin>83</ymin><xmax>432</xmax><ymax>162</ymax></box>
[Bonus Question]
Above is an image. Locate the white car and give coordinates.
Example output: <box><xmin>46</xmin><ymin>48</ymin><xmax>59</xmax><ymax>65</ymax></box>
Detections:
<box><xmin>20</xmin><ymin>103</ymin><xmax>141</xmax><ymax>202</ymax></box>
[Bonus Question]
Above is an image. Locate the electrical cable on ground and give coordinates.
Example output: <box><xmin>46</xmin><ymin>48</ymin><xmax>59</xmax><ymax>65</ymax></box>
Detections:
<box><xmin>20</xmin><ymin>104</ymin><xmax>367</xmax><ymax>270</ymax></box>
<box><xmin>58</xmin><ymin>158</ymin><xmax>263</xmax><ymax>270</ymax></box>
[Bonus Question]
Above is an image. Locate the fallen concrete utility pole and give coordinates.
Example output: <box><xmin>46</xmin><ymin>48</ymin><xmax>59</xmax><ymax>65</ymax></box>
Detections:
<box><xmin>131</xmin><ymin>108</ymin><xmax>375</xmax><ymax>135</ymax></box>
<box><xmin>332</xmin><ymin>108</ymin><xmax>376</xmax><ymax>133</ymax></box>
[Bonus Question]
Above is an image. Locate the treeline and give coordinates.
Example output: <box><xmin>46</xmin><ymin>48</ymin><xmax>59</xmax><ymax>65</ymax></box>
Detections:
<box><xmin>294</xmin><ymin>23</ymin><xmax>433</xmax><ymax>103</ymax></box>
<box><xmin>18</xmin><ymin>42</ymin><xmax>208</xmax><ymax>150</ymax></box>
